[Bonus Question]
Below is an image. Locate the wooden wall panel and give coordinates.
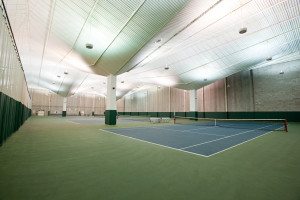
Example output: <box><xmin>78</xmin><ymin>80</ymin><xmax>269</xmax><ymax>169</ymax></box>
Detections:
<box><xmin>204</xmin><ymin>79</ymin><xmax>226</xmax><ymax>112</ymax></box>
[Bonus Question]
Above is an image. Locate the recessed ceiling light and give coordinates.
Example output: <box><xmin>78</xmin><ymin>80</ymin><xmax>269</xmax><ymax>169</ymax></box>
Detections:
<box><xmin>266</xmin><ymin>57</ymin><xmax>272</xmax><ymax>61</ymax></box>
<box><xmin>279</xmin><ymin>70</ymin><xmax>284</xmax><ymax>75</ymax></box>
<box><xmin>239</xmin><ymin>27</ymin><xmax>247</xmax><ymax>34</ymax></box>
<box><xmin>86</xmin><ymin>43</ymin><xmax>93</xmax><ymax>49</ymax></box>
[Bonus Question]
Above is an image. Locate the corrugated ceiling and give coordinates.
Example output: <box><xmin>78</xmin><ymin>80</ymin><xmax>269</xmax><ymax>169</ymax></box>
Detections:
<box><xmin>3</xmin><ymin>0</ymin><xmax>300</xmax><ymax>97</ymax></box>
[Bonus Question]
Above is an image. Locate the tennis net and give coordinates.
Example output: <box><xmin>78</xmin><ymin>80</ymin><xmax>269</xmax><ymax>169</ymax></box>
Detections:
<box><xmin>174</xmin><ymin>116</ymin><xmax>288</xmax><ymax>132</ymax></box>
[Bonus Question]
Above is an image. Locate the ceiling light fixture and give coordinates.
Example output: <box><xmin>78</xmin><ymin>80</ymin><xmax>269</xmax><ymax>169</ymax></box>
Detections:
<box><xmin>164</xmin><ymin>64</ymin><xmax>169</xmax><ymax>70</ymax></box>
<box><xmin>266</xmin><ymin>57</ymin><xmax>272</xmax><ymax>61</ymax></box>
<box><xmin>121</xmin><ymin>81</ymin><xmax>124</xmax><ymax>83</ymax></box>
<box><xmin>239</xmin><ymin>27</ymin><xmax>247</xmax><ymax>34</ymax></box>
<box><xmin>85</xmin><ymin>43</ymin><xmax>93</xmax><ymax>49</ymax></box>
<box><xmin>155</xmin><ymin>38</ymin><xmax>162</xmax><ymax>43</ymax></box>
<box><xmin>57</xmin><ymin>75</ymin><xmax>61</xmax><ymax>78</ymax></box>
<box><xmin>64</xmin><ymin>71</ymin><xmax>68</xmax><ymax>75</ymax></box>
<box><xmin>238</xmin><ymin>1</ymin><xmax>247</xmax><ymax>34</ymax></box>
<box><xmin>85</xmin><ymin>20</ymin><xmax>93</xmax><ymax>49</ymax></box>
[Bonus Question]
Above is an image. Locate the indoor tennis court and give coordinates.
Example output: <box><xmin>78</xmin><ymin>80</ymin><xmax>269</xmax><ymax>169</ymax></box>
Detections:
<box><xmin>103</xmin><ymin>117</ymin><xmax>287</xmax><ymax>156</ymax></box>
<box><xmin>1</xmin><ymin>0</ymin><xmax>300</xmax><ymax>200</ymax></box>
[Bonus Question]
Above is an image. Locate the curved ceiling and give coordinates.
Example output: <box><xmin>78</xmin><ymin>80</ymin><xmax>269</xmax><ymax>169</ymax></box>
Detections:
<box><xmin>4</xmin><ymin>0</ymin><xmax>300</xmax><ymax>97</ymax></box>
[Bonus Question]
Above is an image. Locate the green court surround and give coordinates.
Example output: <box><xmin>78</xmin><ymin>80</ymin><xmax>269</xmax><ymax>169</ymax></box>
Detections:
<box><xmin>0</xmin><ymin>117</ymin><xmax>299</xmax><ymax>200</ymax></box>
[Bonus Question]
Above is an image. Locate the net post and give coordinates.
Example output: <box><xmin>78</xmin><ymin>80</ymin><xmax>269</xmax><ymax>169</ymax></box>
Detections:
<box><xmin>214</xmin><ymin>119</ymin><xmax>217</xmax><ymax>127</ymax></box>
<box><xmin>284</xmin><ymin>119</ymin><xmax>288</xmax><ymax>132</ymax></box>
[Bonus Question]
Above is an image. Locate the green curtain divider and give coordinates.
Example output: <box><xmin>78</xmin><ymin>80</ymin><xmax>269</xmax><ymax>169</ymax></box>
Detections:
<box><xmin>0</xmin><ymin>92</ymin><xmax>31</xmax><ymax>146</ymax></box>
<box><xmin>0</xmin><ymin>92</ymin><xmax>5</xmax><ymax>145</ymax></box>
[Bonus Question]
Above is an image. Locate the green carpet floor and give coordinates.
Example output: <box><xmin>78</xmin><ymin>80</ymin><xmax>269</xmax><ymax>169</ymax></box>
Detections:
<box><xmin>0</xmin><ymin>117</ymin><xmax>299</xmax><ymax>200</ymax></box>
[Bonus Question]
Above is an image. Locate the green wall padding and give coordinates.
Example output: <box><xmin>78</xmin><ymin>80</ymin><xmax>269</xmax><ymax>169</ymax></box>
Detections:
<box><xmin>227</xmin><ymin>112</ymin><xmax>255</xmax><ymax>119</ymax></box>
<box><xmin>175</xmin><ymin>112</ymin><xmax>186</xmax><ymax>117</ymax></box>
<box><xmin>186</xmin><ymin>112</ymin><xmax>198</xmax><ymax>118</ymax></box>
<box><xmin>138</xmin><ymin>112</ymin><xmax>148</xmax><ymax>116</ymax></box>
<box><xmin>204</xmin><ymin>112</ymin><xmax>228</xmax><ymax>119</ymax></box>
<box><xmin>105</xmin><ymin>110</ymin><xmax>117</xmax><ymax>125</ymax></box>
<box><xmin>0</xmin><ymin>92</ymin><xmax>31</xmax><ymax>146</ymax></box>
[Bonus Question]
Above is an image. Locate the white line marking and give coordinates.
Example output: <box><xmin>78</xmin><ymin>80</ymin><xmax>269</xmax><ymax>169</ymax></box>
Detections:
<box><xmin>180</xmin><ymin>124</ymin><xmax>273</xmax><ymax>150</ymax></box>
<box><xmin>99</xmin><ymin>129</ymin><xmax>209</xmax><ymax>158</ymax></box>
<box><xmin>205</xmin><ymin>126</ymin><xmax>283</xmax><ymax>157</ymax></box>
<box><xmin>150</xmin><ymin>126</ymin><xmax>226</xmax><ymax>137</ymax></box>
<box><xmin>67</xmin><ymin>120</ymin><xmax>80</xmax><ymax>124</ymax></box>
<box><xmin>183</xmin><ymin>126</ymin><xmax>216</xmax><ymax>131</ymax></box>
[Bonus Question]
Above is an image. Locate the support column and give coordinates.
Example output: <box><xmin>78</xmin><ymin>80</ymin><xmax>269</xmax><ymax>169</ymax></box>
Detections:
<box><xmin>189</xmin><ymin>89</ymin><xmax>198</xmax><ymax>118</ymax></box>
<box><xmin>105</xmin><ymin>75</ymin><xmax>117</xmax><ymax>125</ymax></box>
<box><xmin>62</xmin><ymin>97</ymin><xmax>67</xmax><ymax>117</ymax></box>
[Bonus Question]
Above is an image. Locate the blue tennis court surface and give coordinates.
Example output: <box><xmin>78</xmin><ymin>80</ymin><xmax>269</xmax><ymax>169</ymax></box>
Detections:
<box><xmin>102</xmin><ymin>123</ymin><xmax>283</xmax><ymax>157</ymax></box>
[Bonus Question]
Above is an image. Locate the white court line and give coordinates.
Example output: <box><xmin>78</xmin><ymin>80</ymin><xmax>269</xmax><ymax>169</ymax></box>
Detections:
<box><xmin>150</xmin><ymin>126</ymin><xmax>226</xmax><ymax>137</ymax></box>
<box><xmin>67</xmin><ymin>120</ymin><xmax>81</xmax><ymax>124</ymax></box>
<box><xmin>99</xmin><ymin>129</ymin><xmax>209</xmax><ymax>158</ymax></box>
<box><xmin>184</xmin><ymin>126</ymin><xmax>216</xmax><ymax>131</ymax></box>
<box><xmin>205</xmin><ymin>126</ymin><xmax>283</xmax><ymax>157</ymax></box>
<box><xmin>180</xmin><ymin>124</ymin><xmax>273</xmax><ymax>150</ymax></box>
